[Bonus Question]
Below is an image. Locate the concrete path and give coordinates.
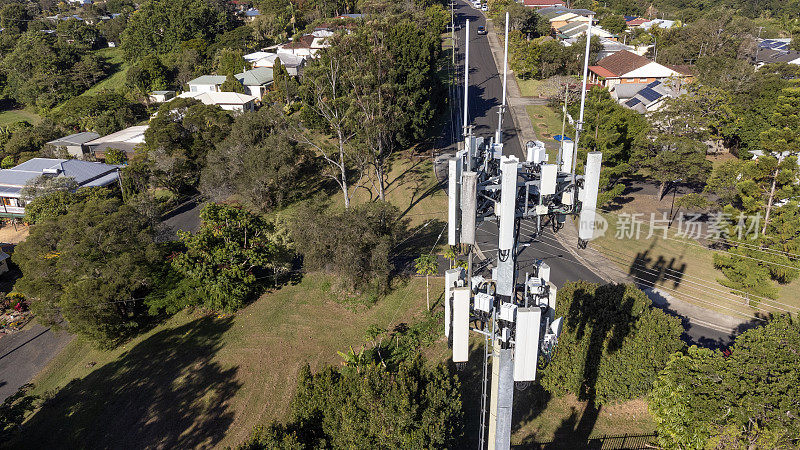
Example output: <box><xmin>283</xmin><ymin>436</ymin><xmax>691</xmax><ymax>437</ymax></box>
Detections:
<box><xmin>0</xmin><ymin>324</ymin><xmax>73</xmax><ymax>401</ymax></box>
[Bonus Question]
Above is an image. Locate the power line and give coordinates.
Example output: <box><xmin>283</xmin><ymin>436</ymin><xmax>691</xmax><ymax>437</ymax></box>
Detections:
<box><xmin>662</xmin><ymin>235</ymin><xmax>800</xmax><ymax>272</ymax></box>
<box><xmin>712</xmin><ymin>237</ymin><xmax>800</xmax><ymax>261</ymax></box>
<box><xmin>586</xmin><ymin>238</ymin><xmax>799</xmax><ymax>312</ymax></box>
<box><xmin>585</xmin><ymin>240</ymin><xmax>799</xmax><ymax>316</ymax></box>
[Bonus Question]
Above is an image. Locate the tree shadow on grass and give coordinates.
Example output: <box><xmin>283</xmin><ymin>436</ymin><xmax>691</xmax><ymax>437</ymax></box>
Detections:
<box><xmin>15</xmin><ymin>316</ymin><xmax>240</xmax><ymax>449</ymax></box>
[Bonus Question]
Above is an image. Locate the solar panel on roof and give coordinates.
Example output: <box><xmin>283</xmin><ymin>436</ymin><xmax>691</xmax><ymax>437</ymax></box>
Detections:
<box><xmin>626</xmin><ymin>98</ymin><xmax>640</xmax><ymax>106</ymax></box>
<box><xmin>639</xmin><ymin>88</ymin><xmax>662</xmax><ymax>102</ymax></box>
<box><xmin>646</xmin><ymin>80</ymin><xmax>660</xmax><ymax>88</ymax></box>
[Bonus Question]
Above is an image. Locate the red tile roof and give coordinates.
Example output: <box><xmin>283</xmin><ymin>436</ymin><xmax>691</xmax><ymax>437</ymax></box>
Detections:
<box><xmin>589</xmin><ymin>65</ymin><xmax>616</xmax><ymax>78</ymax></box>
<box><xmin>595</xmin><ymin>50</ymin><xmax>650</xmax><ymax>77</ymax></box>
<box><xmin>665</xmin><ymin>64</ymin><xmax>693</xmax><ymax>75</ymax></box>
<box><xmin>626</xmin><ymin>18</ymin><xmax>646</xmax><ymax>26</ymax></box>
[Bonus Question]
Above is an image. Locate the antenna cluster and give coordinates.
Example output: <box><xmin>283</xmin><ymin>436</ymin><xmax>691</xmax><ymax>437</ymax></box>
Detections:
<box><xmin>445</xmin><ymin>12</ymin><xmax>599</xmax><ymax>450</ymax></box>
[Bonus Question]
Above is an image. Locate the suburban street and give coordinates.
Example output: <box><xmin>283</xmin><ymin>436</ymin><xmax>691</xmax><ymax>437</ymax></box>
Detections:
<box><xmin>451</xmin><ymin>0</ymin><xmax>522</xmax><ymax>159</ymax></box>
<box><xmin>0</xmin><ymin>324</ymin><xmax>72</xmax><ymax>401</ymax></box>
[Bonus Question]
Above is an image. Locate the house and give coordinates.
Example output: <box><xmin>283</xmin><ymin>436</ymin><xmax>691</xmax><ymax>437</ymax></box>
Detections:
<box><xmin>557</xmin><ymin>22</ymin><xmax>615</xmax><ymax>41</ymax></box>
<box><xmin>639</xmin><ymin>19</ymin><xmax>676</xmax><ymax>30</ymax></box>
<box><xmin>523</xmin><ymin>0</ymin><xmax>565</xmax><ymax>8</ymax></box>
<box><xmin>243</xmin><ymin>8</ymin><xmax>260</xmax><ymax>21</ymax></box>
<box><xmin>759</xmin><ymin>38</ymin><xmax>791</xmax><ymax>52</ymax></box>
<box><xmin>333</xmin><ymin>13</ymin><xmax>363</xmax><ymax>19</ymax></box>
<box><xmin>149</xmin><ymin>90</ymin><xmax>176</xmax><ymax>103</ymax></box>
<box><xmin>85</xmin><ymin>125</ymin><xmax>148</xmax><ymax>160</ymax></box>
<box><xmin>187</xmin><ymin>68</ymin><xmax>273</xmax><ymax>97</ymax></box>
<box><xmin>615</xmin><ymin>80</ymin><xmax>682</xmax><ymax>113</ymax></box>
<box><xmin>754</xmin><ymin>49</ymin><xmax>800</xmax><ymax>68</ymax></box>
<box><xmin>537</xmin><ymin>7</ymin><xmax>594</xmax><ymax>31</ymax></box>
<box><xmin>588</xmin><ymin>50</ymin><xmax>692</xmax><ymax>89</ymax></box>
<box><xmin>597</xmin><ymin>37</ymin><xmax>649</xmax><ymax>59</ymax></box>
<box><xmin>624</xmin><ymin>16</ymin><xmax>647</xmax><ymax>28</ymax></box>
<box><xmin>46</xmin><ymin>132</ymin><xmax>100</xmax><ymax>158</ymax></box>
<box><xmin>187</xmin><ymin>75</ymin><xmax>228</xmax><ymax>93</ymax></box>
<box><xmin>0</xmin><ymin>158</ymin><xmax>121</xmax><ymax>218</ymax></box>
<box><xmin>235</xmin><ymin>67</ymin><xmax>274</xmax><ymax>97</ymax></box>
<box><xmin>244</xmin><ymin>51</ymin><xmax>274</xmax><ymax>63</ymax></box>
<box><xmin>177</xmin><ymin>91</ymin><xmax>258</xmax><ymax>112</ymax></box>
<box><xmin>250</xmin><ymin>52</ymin><xmax>306</xmax><ymax>76</ymax></box>
<box><xmin>276</xmin><ymin>34</ymin><xmax>331</xmax><ymax>57</ymax></box>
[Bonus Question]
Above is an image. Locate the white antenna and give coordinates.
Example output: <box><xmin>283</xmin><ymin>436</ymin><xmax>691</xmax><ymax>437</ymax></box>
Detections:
<box><xmin>571</xmin><ymin>14</ymin><xmax>594</xmax><ymax>188</ymax></box>
<box><xmin>463</xmin><ymin>19</ymin><xmax>470</xmax><ymax>137</ymax></box>
<box><xmin>495</xmin><ymin>12</ymin><xmax>509</xmax><ymax>145</ymax></box>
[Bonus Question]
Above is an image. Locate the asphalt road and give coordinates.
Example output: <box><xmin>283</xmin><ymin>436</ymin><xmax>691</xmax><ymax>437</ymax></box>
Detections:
<box><xmin>451</xmin><ymin>0</ymin><xmax>523</xmax><ymax>159</ymax></box>
<box><xmin>0</xmin><ymin>324</ymin><xmax>73</xmax><ymax>401</ymax></box>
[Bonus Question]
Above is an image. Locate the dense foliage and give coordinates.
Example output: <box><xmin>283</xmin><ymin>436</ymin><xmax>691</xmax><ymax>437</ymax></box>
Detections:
<box><xmin>201</xmin><ymin>107</ymin><xmax>310</xmax><ymax>211</ymax></box>
<box><xmin>1</xmin><ymin>31</ymin><xmax>108</xmax><ymax>110</ymax></box>
<box><xmin>650</xmin><ymin>315</ymin><xmax>800</xmax><ymax>449</ymax></box>
<box><xmin>50</xmin><ymin>91</ymin><xmax>147</xmax><ymax>135</ymax></box>
<box><xmin>13</xmin><ymin>197</ymin><xmax>160</xmax><ymax>347</ymax></box>
<box><xmin>290</xmin><ymin>201</ymin><xmax>405</xmax><ymax>294</ymax></box>
<box><xmin>166</xmin><ymin>203</ymin><xmax>292</xmax><ymax>312</ymax></box>
<box><xmin>541</xmin><ymin>281</ymin><xmax>684</xmax><ymax>405</ymax></box>
<box><xmin>239</xmin><ymin>357</ymin><xmax>463</xmax><ymax>449</ymax></box>
<box><xmin>121</xmin><ymin>0</ymin><xmax>236</xmax><ymax>60</ymax></box>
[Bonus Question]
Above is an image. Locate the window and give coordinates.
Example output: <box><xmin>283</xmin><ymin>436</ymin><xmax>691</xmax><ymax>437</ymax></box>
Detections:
<box><xmin>640</xmin><ymin>78</ymin><xmax>649</xmax><ymax>83</ymax></box>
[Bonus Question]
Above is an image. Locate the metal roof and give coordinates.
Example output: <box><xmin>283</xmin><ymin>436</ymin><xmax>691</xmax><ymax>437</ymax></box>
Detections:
<box><xmin>47</xmin><ymin>132</ymin><xmax>100</xmax><ymax>147</ymax></box>
<box><xmin>235</xmin><ymin>67</ymin><xmax>274</xmax><ymax>86</ymax></box>
<box><xmin>0</xmin><ymin>158</ymin><xmax>120</xmax><ymax>194</ymax></box>
<box><xmin>188</xmin><ymin>75</ymin><xmax>227</xmax><ymax>86</ymax></box>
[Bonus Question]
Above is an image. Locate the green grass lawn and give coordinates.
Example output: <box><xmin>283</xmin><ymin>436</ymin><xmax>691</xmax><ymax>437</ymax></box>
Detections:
<box><xmin>0</xmin><ymin>107</ymin><xmax>41</xmax><ymax>126</ymax></box>
<box><xmin>517</xmin><ymin>77</ymin><xmax>546</xmax><ymax>97</ymax></box>
<box><xmin>24</xmin><ymin>273</ymin><xmax>438</xmax><ymax>448</ymax></box>
<box><xmin>590</xmin><ymin>211</ymin><xmax>800</xmax><ymax>319</ymax></box>
<box><xmin>49</xmin><ymin>47</ymin><xmax>130</xmax><ymax>116</ymax></box>
<box><xmin>527</xmin><ymin>104</ymin><xmax>566</xmax><ymax>155</ymax></box>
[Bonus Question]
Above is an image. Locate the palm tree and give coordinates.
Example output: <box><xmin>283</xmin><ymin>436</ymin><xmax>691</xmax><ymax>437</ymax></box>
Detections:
<box><xmin>414</xmin><ymin>253</ymin><xmax>438</xmax><ymax>311</ymax></box>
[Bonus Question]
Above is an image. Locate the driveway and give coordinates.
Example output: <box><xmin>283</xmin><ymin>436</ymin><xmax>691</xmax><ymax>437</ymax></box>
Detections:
<box><xmin>0</xmin><ymin>324</ymin><xmax>73</xmax><ymax>401</ymax></box>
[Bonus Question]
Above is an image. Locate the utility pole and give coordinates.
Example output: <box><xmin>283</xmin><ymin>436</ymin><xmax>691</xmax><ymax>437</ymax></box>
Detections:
<box><xmin>572</xmin><ymin>14</ymin><xmax>593</xmax><ymax>218</ymax></box>
<box><xmin>755</xmin><ymin>26</ymin><xmax>764</xmax><ymax>64</ymax></box>
<box><xmin>495</xmin><ymin>12</ymin><xmax>510</xmax><ymax>145</ymax></box>
<box><xmin>464</xmin><ymin>19</ymin><xmax>471</xmax><ymax>138</ymax></box>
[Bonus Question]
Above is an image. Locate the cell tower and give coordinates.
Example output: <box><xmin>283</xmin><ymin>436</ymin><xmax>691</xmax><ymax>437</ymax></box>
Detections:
<box><xmin>444</xmin><ymin>11</ymin><xmax>599</xmax><ymax>450</ymax></box>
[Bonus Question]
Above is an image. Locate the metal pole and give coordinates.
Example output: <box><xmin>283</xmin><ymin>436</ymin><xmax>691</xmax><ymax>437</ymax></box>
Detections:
<box><xmin>572</xmin><ymin>15</ymin><xmax>593</xmax><ymax>202</ymax></box>
<box><xmin>496</xmin><ymin>12</ymin><xmax>509</xmax><ymax>144</ymax></box>
<box><xmin>463</xmin><ymin>19</ymin><xmax>470</xmax><ymax>137</ymax></box>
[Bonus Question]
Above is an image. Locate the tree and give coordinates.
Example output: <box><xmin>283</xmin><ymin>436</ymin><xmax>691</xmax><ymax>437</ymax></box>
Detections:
<box><xmin>121</xmin><ymin>0</ymin><xmax>234</xmax><ymax>61</ymax></box>
<box><xmin>650</xmin><ymin>315</ymin><xmax>800</xmax><ymax>449</ymax></box>
<box><xmin>632</xmin><ymin>94</ymin><xmax>714</xmax><ymax>199</ymax></box>
<box><xmin>0</xmin><ymin>3</ymin><xmax>30</xmax><ymax>34</ymax></box>
<box><xmin>12</xmin><ymin>197</ymin><xmax>159</xmax><ymax>347</ymax></box>
<box><xmin>201</xmin><ymin>106</ymin><xmax>310</xmax><ymax>210</ymax></box>
<box><xmin>125</xmin><ymin>55</ymin><xmax>170</xmax><ymax>97</ymax></box>
<box><xmin>19</xmin><ymin>176</ymin><xmax>78</xmax><ymax>204</ymax></box>
<box><xmin>169</xmin><ymin>203</ymin><xmax>292</xmax><ymax>312</ymax></box>
<box><xmin>23</xmin><ymin>187</ymin><xmax>112</xmax><ymax>224</ymax></box>
<box><xmin>541</xmin><ymin>281</ymin><xmax>684</xmax><ymax>405</ymax></box>
<box><xmin>51</xmin><ymin>91</ymin><xmax>146</xmax><ymax>135</ymax></box>
<box><xmin>214</xmin><ymin>47</ymin><xmax>250</xmax><ymax>76</ymax></box>
<box><xmin>414</xmin><ymin>253</ymin><xmax>437</xmax><ymax>311</ymax></box>
<box><xmin>104</xmin><ymin>148</ymin><xmax>128</xmax><ymax>165</ymax></box>
<box><xmin>240</xmin><ymin>357</ymin><xmax>463</xmax><ymax>449</ymax></box>
<box><xmin>599</xmin><ymin>14</ymin><xmax>628</xmax><ymax>35</ymax></box>
<box><xmin>144</xmin><ymin>97</ymin><xmax>233</xmax><ymax>193</ymax></box>
<box><xmin>1</xmin><ymin>31</ymin><xmax>108</xmax><ymax>110</ymax></box>
<box><xmin>290</xmin><ymin>201</ymin><xmax>406</xmax><ymax>294</ymax></box>
<box><xmin>220</xmin><ymin>73</ymin><xmax>245</xmax><ymax>93</ymax></box>
<box><xmin>298</xmin><ymin>35</ymin><xmax>358</xmax><ymax>209</ymax></box>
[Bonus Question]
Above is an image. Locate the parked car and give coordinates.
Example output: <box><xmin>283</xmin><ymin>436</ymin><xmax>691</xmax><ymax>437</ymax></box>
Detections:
<box><xmin>477</xmin><ymin>25</ymin><xmax>487</xmax><ymax>35</ymax></box>
<box><xmin>472</xmin><ymin>0</ymin><xmax>481</xmax><ymax>7</ymax></box>
<box><xmin>481</xmin><ymin>3</ymin><xmax>488</xmax><ymax>11</ymax></box>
